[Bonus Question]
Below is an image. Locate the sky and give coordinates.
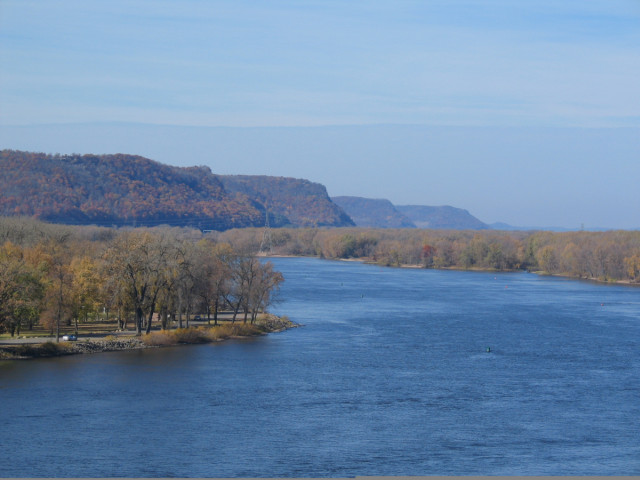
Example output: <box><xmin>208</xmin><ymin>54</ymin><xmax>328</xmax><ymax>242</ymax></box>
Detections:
<box><xmin>1</xmin><ymin>1</ymin><xmax>639</xmax><ymax>228</ymax></box>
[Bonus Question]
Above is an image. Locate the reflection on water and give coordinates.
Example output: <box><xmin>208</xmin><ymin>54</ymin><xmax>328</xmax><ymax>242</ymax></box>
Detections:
<box><xmin>1</xmin><ymin>257</ymin><xmax>639</xmax><ymax>476</ymax></box>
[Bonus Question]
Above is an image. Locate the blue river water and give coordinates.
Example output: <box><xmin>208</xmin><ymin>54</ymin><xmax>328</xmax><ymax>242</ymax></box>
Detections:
<box><xmin>1</xmin><ymin>257</ymin><xmax>639</xmax><ymax>477</ymax></box>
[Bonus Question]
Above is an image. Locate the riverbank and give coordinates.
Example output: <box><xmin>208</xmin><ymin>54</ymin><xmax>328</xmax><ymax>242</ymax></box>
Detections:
<box><xmin>236</xmin><ymin>227</ymin><xmax>640</xmax><ymax>285</ymax></box>
<box><xmin>332</xmin><ymin>256</ymin><xmax>640</xmax><ymax>287</ymax></box>
<box><xmin>0</xmin><ymin>315</ymin><xmax>298</xmax><ymax>361</ymax></box>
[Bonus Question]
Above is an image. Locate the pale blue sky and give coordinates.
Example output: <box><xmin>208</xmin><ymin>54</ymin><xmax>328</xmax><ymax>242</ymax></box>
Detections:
<box><xmin>1</xmin><ymin>1</ymin><xmax>639</xmax><ymax>228</ymax></box>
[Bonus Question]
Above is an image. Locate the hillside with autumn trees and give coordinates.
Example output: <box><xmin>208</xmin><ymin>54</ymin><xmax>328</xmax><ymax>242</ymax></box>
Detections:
<box><xmin>220</xmin><ymin>175</ymin><xmax>354</xmax><ymax>228</ymax></box>
<box><xmin>0</xmin><ymin>150</ymin><xmax>354</xmax><ymax>230</ymax></box>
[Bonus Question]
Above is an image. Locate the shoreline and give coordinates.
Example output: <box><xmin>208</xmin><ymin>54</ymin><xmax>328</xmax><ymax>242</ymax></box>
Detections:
<box><xmin>0</xmin><ymin>315</ymin><xmax>299</xmax><ymax>361</ymax></box>
<box><xmin>263</xmin><ymin>253</ymin><xmax>638</xmax><ymax>286</ymax></box>
<box><xmin>316</xmin><ymin>255</ymin><xmax>640</xmax><ymax>287</ymax></box>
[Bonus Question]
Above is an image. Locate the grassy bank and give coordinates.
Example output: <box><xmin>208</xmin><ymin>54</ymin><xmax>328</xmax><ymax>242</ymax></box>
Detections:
<box><xmin>0</xmin><ymin>315</ymin><xmax>297</xmax><ymax>361</ymax></box>
<box><xmin>141</xmin><ymin>316</ymin><xmax>294</xmax><ymax>346</ymax></box>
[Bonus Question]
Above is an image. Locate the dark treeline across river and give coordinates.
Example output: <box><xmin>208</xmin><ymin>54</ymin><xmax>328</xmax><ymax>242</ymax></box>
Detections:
<box><xmin>1</xmin><ymin>257</ymin><xmax>638</xmax><ymax>476</ymax></box>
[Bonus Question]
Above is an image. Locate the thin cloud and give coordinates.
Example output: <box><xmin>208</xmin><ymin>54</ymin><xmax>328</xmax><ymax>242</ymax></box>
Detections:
<box><xmin>1</xmin><ymin>0</ymin><xmax>639</xmax><ymax>127</ymax></box>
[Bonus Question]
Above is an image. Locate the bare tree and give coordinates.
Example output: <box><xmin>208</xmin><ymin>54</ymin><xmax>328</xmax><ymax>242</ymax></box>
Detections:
<box><xmin>248</xmin><ymin>261</ymin><xmax>284</xmax><ymax>324</ymax></box>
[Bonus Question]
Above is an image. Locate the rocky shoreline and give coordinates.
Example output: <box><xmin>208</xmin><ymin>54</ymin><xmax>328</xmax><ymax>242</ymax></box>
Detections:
<box><xmin>0</xmin><ymin>336</ymin><xmax>144</xmax><ymax>360</ymax></box>
<box><xmin>70</xmin><ymin>337</ymin><xmax>148</xmax><ymax>354</ymax></box>
<box><xmin>0</xmin><ymin>316</ymin><xmax>299</xmax><ymax>361</ymax></box>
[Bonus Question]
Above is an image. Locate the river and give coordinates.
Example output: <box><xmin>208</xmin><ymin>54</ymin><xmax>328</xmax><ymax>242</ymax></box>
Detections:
<box><xmin>1</xmin><ymin>257</ymin><xmax>639</xmax><ymax>476</ymax></box>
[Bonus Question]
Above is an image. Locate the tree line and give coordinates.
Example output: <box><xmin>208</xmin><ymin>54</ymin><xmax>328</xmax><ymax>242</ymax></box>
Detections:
<box><xmin>2</xmin><ymin>217</ymin><xmax>639</xmax><ymax>339</ymax></box>
<box><xmin>217</xmin><ymin>226</ymin><xmax>640</xmax><ymax>283</ymax></box>
<box><xmin>0</xmin><ymin>218</ymin><xmax>283</xmax><ymax>339</ymax></box>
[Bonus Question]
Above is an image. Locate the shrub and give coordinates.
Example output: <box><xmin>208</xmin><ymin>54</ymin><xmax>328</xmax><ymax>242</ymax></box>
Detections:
<box><xmin>205</xmin><ymin>323</ymin><xmax>262</xmax><ymax>340</ymax></box>
<box><xmin>141</xmin><ymin>332</ymin><xmax>175</xmax><ymax>346</ymax></box>
<box><xmin>171</xmin><ymin>328</ymin><xmax>210</xmax><ymax>344</ymax></box>
<box><xmin>207</xmin><ymin>324</ymin><xmax>233</xmax><ymax>341</ymax></box>
<box><xmin>227</xmin><ymin>323</ymin><xmax>262</xmax><ymax>336</ymax></box>
<box><xmin>142</xmin><ymin>324</ymin><xmax>264</xmax><ymax>347</ymax></box>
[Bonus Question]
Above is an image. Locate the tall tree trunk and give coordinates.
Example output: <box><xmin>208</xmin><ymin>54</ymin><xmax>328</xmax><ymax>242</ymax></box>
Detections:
<box><xmin>145</xmin><ymin>311</ymin><xmax>153</xmax><ymax>334</ymax></box>
<box><xmin>232</xmin><ymin>298</ymin><xmax>242</xmax><ymax>324</ymax></box>
<box><xmin>56</xmin><ymin>309</ymin><xmax>60</xmax><ymax>343</ymax></box>
<box><xmin>135</xmin><ymin>306</ymin><xmax>144</xmax><ymax>335</ymax></box>
<box><xmin>160</xmin><ymin>307</ymin><xmax>168</xmax><ymax>330</ymax></box>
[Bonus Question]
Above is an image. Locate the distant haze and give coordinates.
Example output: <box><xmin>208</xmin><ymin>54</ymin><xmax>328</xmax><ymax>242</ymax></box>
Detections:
<box><xmin>2</xmin><ymin>1</ymin><xmax>639</xmax><ymax>229</ymax></box>
<box><xmin>1</xmin><ymin>123</ymin><xmax>638</xmax><ymax>230</ymax></box>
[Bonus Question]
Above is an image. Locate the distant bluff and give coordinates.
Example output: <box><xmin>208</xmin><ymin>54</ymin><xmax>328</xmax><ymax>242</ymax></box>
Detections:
<box><xmin>396</xmin><ymin>205</ymin><xmax>489</xmax><ymax>230</ymax></box>
<box><xmin>332</xmin><ymin>196</ymin><xmax>416</xmax><ymax>229</ymax></box>
<box><xmin>332</xmin><ymin>195</ymin><xmax>488</xmax><ymax>230</ymax></box>
<box><xmin>220</xmin><ymin>175</ymin><xmax>354</xmax><ymax>228</ymax></box>
<box><xmin>0</xmin><ymin>150</ymin><xmax>354</xmax><ymax>230</ymax></box>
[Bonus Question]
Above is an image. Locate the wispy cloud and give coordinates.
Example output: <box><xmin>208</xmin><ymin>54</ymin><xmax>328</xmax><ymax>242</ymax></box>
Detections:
<box><xmin>1</xmin><ymin>0</ymin><xmax>639</xmax><ymax>126</ymax></box>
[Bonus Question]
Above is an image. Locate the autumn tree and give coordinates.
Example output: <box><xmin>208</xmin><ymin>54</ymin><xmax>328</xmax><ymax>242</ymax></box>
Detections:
<box><xmin>0</xmin><ymin>242</ymin><xmax>45</xmax><ymax>336</ymax></box>
<box><xmin>421</xmin><ymin>244</ymin><xmax>436</xmax><ymax>268</ymax></box>
<box><xmin>228</xmin><ymin>254</ymin><xmax>259</xmax><ymax>323</ymax></box>
<box><xmin>39</xmin><ymin>236</ymin><xmax>74</xmax><ymax>341</ymax></box>
<box><xmin>193</xmin><ymin>241</ymin><xmax>233</xmax><ymax>326</ymax></box>
<box><xmin>69</xmin><ymin>255</ymin><xmax>103</xmax><ymax>334</ymax></box>
<box><xmin>536</xmin><ymin>245</ymin><xmax>558</xmax><ymax>273</ymax></box>
<box><xmin>624</xmin><ymin>254</ymin><xmax>640</xmax><ymax>282</ymax></box>
<box><xmin>103</xmin><ymin>231</ymin><xmax>175</xmax><ymax>335</ymax></box>
<box><xmin>247</xmin><ymin>261</ymin><xmax>284</xmax><ymax>324</ymax></box>
<box><xmin>172</xmin><ymin>239</ymin><xmax>199</xmax><ymax>329</ymax></box>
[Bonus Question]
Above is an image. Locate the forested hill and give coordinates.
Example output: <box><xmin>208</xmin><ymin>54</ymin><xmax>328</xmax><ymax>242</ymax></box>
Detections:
<box><xmin>332</xmin><ymin>196</ymin><xmax>416</xmax><ymax>228</ymax></box>
<box><xmin>0</xmin><ymin>150</ymin><xmax>353</xmax><ymax>230</ymax></box>
<box><xmin>396</xmin><ymin>205</ymin><xmax>489</xmax><ymax>230</ymax></box>
<box><xmin>219</xmin><ymin>175</ymin><xmax>354</xmax><ymax>228</ymax></box>
<box><xmin>331</xmin><ymin>196</ymin><xmax>489</xmax><ymax>230</ymax></box>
